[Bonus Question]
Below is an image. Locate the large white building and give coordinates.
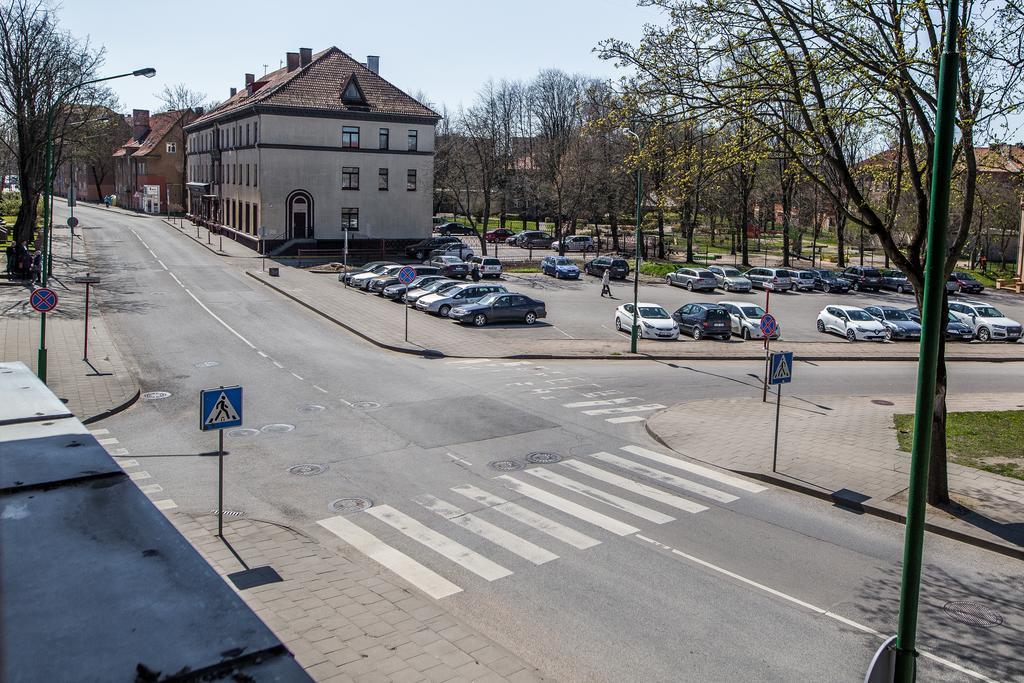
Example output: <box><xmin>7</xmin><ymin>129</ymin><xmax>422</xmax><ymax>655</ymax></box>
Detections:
<box><xmin>184</xmin><ymin>47</ymin><xmax>439</xmax><ymax>253</ymax></box>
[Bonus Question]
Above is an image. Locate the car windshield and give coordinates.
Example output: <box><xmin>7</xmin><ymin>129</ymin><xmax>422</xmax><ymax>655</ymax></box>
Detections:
<box><xmin>611</xmin><ymin>260</ymin><xmax>628</xmax><ymax>267</ymax></box>
<box><xmin>639</xmin><ymin>306</ymin><xmax>670</xmax><ymax>319</ymax></box>
<box><xmin>554</xmin><ymin>257</ymin><xmax>573</xmax><ymax>265</ymax></box>
<box><xmin>862</xmin><ymin>269</ymin><xmax>882</xmax><ymax>277</ymax></box>
<box><xmin>974</xmin><ymin>306</ymin><xmax>1003</xmax><ymax>317</ymax></box>
<box><xmin>741</xmin><ymin>306</ymin><xmax>766</xmax><ymax>317</ymax></box>
<box><xmin>723</xmin><ymin>268</ymin><xmax>741</xmax><ymax>277</ymax></box>
<box><xmin>437</xmin><ymin>284</ymin><xmax>464</xmax><ymax>295</ymax></box>
<box><xmin>776</xmin><ymin>270</ymin><xmax>795</xmax><ymax>278</ymax></box>
<box><xmin>441</xmin><ymin>256</ymin><xmax>461</xmax><ymax>263</ymax></box>
<box><xmin>426</xmin><ymin>280</ymin><xmax>453</xmax><ymax>291</ymax></box>
<box><xmin>882</xmin><ymin>310</ymin><xmax>911</xmax><ymax>321</ymax></box>
<box><xmin>847</xmin><ymin>310</ymin><xmax>875</xmax><ymax>321</ymax></box>
<box><xmin>482</xmin><ymin>258</ymin><xmax>500</xmax><ymax>265</ymax></box>
<box><xmin>799</xmin><ymin>272</ymin><xmax>814</xmax><ymax>278</ymax></box>
<box><xmin>957</xmin><ymin>273</ymin><xmax>978</xmax><ymax>281</ymax></box>
<box><xmin>477</xmin><ymin>293</ymin><xmax>501</xmax><ymax>305</ymax></box>
<box><xmin>887</xmin><ymin>271</ymin><xmax>906</xmax><ymax>279</ymax></box>
<box><xmin>697</xmin><ymin>271</ymin><xmax>715</xmax><ymax>278</ymax></box>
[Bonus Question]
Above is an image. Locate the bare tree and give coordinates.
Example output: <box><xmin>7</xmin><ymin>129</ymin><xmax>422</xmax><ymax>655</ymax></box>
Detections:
<box><xmin>154</xmin><ymin>83</ymin><xmax>211</xmax><ymax>113</ymax></box>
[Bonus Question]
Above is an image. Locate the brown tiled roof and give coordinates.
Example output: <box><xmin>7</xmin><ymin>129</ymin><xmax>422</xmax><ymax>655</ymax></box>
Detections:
<box><xmin>113</xmin><ymin>109</ymin><xmax>191</xmax><ymax>157</ymax></box>
<box><xmin>189</xmin><ymin>47</ymin><xmax>438</xmax><ymax>128</ymax></box>
<box><xmin>858</xmin><ymin>145</ymin><xmax>1024</xmax><ymax>176</ymax></box>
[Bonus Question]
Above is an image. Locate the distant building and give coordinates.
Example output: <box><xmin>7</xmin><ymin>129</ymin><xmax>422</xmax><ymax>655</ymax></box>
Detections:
<box><xmin>52</xmin><ymin>106</ymin><xmax>131</xmax><ymax>205</ymax></box>
<box><xmin>184</xmin><ymin>47</ymin><xmax>440</xmax><ymax>253</ymax></box>
<box><xmin>113</xmin><ymin>108</ymin><xmax>194</xmax><ymax>214</ymax></box>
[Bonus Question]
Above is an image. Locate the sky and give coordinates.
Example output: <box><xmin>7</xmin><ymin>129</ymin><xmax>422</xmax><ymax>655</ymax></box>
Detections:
<box><xmin>57</xmin><ymin>0</ymin><xmax>663</xmax><ymax>114</ymax></box>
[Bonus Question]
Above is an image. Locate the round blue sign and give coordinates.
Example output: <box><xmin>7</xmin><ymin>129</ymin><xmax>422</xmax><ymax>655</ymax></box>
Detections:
<box><xmin>759</xmin><ymin>313</ymin><xmax>778</xmax><ymax>336</ymax></box>
<box><xmin>30</xmin><ymin>287</ymin><xmax>58</xmax><ymax>313</ymax></box>
<box><xmin>398</xmin><ymin>266</ymin><xmax>417</xmax><ymax>285</ymax></box>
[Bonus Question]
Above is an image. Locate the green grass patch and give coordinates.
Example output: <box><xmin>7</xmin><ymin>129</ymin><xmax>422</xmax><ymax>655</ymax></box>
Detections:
<box><xmin>893</xmin><ymin>410</ymin><xmax>1024</xmax><ymax>481</ymax></box>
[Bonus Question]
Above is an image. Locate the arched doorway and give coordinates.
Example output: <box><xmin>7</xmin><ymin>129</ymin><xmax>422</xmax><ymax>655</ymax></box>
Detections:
<box><xmin>287</xmin><ymin>190</ymin><xmax>314</xmax><ymax>239</ymax></box>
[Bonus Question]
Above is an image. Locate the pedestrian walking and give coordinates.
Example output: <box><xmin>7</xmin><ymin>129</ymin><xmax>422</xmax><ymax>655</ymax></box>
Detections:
<box><xmin>30</xmin><ymin>251</ymin><xmax>42</xmax><ymax>284</ymax></box>
<box><xmin>601</xmin><ymin>268</ymin><xmax>612</xmax><ymax>298</ymax></box>
<box><xmin>471</xmin><ymin>264</ymin><xmax>482</xmax><ymax>282</ymax></box>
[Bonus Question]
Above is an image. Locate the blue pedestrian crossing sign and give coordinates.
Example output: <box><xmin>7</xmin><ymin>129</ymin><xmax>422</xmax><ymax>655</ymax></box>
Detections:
<box><xmin>200</xmin><ymin>386</ymin><xmax>243</xmax><ymax>431</ymax></box>
<box><xmin>769</xmin><ymin>352</ymin><xmax>793</xmax><ymax>385</ymax></box>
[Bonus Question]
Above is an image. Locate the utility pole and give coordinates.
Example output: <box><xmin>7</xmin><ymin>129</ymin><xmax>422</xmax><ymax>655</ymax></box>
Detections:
<box><xmin>625</xmin><ymin>128</ymin><xmax>643</xmax><ymax>354</ymax></box>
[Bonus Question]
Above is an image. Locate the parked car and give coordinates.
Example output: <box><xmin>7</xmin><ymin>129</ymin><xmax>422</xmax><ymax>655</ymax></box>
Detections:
<box><xmin>671</xmin><ymin>302</ymin><xmax>732</xmax><ymax>340</ymax></box>
<box><xmin>505</xmin><ymin>235</ymin><xmax>519</xmax><ymax>245</ymax></box>
<box><xmin>430</xmin><ymin>242</ymin><xmax>475</xmax><ymax>260</ymax></box>
<box><xmin>406</xmin><ymin>236</ymin><xmax>460</xmax><ymax>260</ymax></box>
<box><xmin>428</xmin><ymin>255</ymin><xmax>471</xmax><ymax>279</ymax></box>
<box><xmin>863</xmin><ymin>305</ymin><xmax>922</xmax><ymax>341</ymax></box>
<box><xmin>881</xmin><ymin>269</ymin><xmax>915</xmax><ymax>294</ymax></box>
<box><xmin>584</xmin><ymin>256</ymin><xmax>630</xmax><ymax>280</ymax></box>
<box><xmin>404</xmin><ymin>278</ymin><xmax>459</xmax><ymax>304</ymax></box>
<box><xmin>514</xmin><ymin>231</ymin><xmax>555</xmax><ymax>248</ymax></box>
<box><xmin>717</xmin><ymin>301</ymin><xmax>779</xmax><ymax>340</ymax></box>
<box><xmin>793</xmin><ymin>271</ymin><xmax>816</xmax><ymax>292</ymax></box>
<box><xmin>467</xmin><ymin>255</ymin><xmax>503</xmax><ymax>279</ymax></box>
<box><xmin>358</xmin><ymin>264</ymin><xmax>407</xmax><ymax>291</ymax></box>
<box><xmin>382</xmin><ymin>274</ymin><xmax>446</xmax><ymax>300</ymax></box>
<box><xmin>816</xmin><ymin>305</ymin><xmax>887</xmax><ymax>341</ymax></box>
<box><xmin>708</xmin><ymin>266</ymin><xmax>752</xmax><ymax>293</ymax></box>
<box><xmin>746</xmin><ymin>267</ymin><xmax>795</xmax><ymax>292</ymax></box>
<box><xmin>666</xmin><ymin>267</ymin><xmax>717</xmax><ymax>291</ymax></box>
<box><xmin>339</xmin><ymin>260</ymin><xmax>393</xmax><ymax>284</ymax></box>
<box><xmin>948</xmin><ymin>300</ymin><xmax>1022</xmax><ymax>342</ymax></box>
<box><xmin>613</xmin><ymin>303</ymin><xmax>679</xmax><ymax>339</ymax></box>
<box><xmin>811</xmin><ymin>269</ymin><xmax>851</xmax><ymax>294</ymax></box>
<box><xmin>415</xmin><ymin>282</ymin><xmax>507</xmax><ymax>317</ymax></box>
<box><xmin>541</xmin><ymin>255</ymin><xmax>581</xmax><ymax>279</ymax></box>
<box><xmin>903</xmin><ymin>308</ymin><xmax>977</xmax><ymax>341</ymax></box>
<box><xmin>551</xmin><ymin>235</ymin><xmax>595</xmax><ymax>252</ymax></box>
<box><xmin>841</xmin><ymin>266</ymin><xmax>884</xmax><ymax>292</ymax></box>
<box><xmin>348</xmin><ymin>263</ymin><xmax>400</xmax><ymax>289</ymax></box>
<box><xmin>450</xmin><ymin>292</ymin><xmax>547</xmax><ymax>326</ymax></box>
<box><xmin>484</xmin><ymin>228</ymin><xmax>516</xmax><ymax>243</ymax></box>
<box><xmin>947</xmin><ymin>271</ymin><xmax>985</xmax><ymax>295</ymax></box>
<box><xmin>434</xmin><ymin>222</ymin><xmax>477</xmax><ymax>236</ymax></box>
<box><xmin>369</xmin><ymin>265</ymin><xmax>440</xmax><ymax>294</ymax></box>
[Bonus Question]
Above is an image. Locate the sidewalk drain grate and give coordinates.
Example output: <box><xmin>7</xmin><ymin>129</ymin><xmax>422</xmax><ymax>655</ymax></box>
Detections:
<box><xmin>261</xmin><ymin>423</ymin><xmax>295</xmax><ymax>433</ymax></box>
<box><xmin>329</xmin><ymin>498</ymin><xmax>372</xmax><ymax>513</ymax></box>
<box><xmin>142</xmin><ymin>391</ymin><xmax>171</xmax><ymax>400</ymax></box>
<box><xmin>227</xmin><ymin>428</ymin><xmax>260</xmax><ymax>438</ymax></box>
<box><xmin>351</xmin><ymin>401</ymin><xmax>382</xmax><ymax>411</ymax></box>
<box><xmin>299</xmin><ymin>404</ymin><xmax>326</xmax><ymax>413</ymax></box>
<box><xmin>194</xmin><ymin>361</ymin><xmax>219</xmax><ymax>368</ymax></box>
<box><xmin>526</xmin><ymin>452</ymin><xmax>562</xmax><ymax>464</ymax></box>
<box><xmin>489</xmin><ymin>460</ymin><xmax>523</xmax><ymax>471</ymax></box>
<box><xmin>871</xmin><ymin>399</ymin><xmax>895</xmax><ymax>406</ymax></box>
<box><xmin>943</xmin><ymin>601</ymin><xmax>1003</xmax><ymax>628</ymax></box>
<box><xmin>210</xmin><ymin>509</ymin><xmax>245</xmax><ymax>517</ymax></box>
<box><xmin>289</xmin><ymin>464</ymin><xmax>326</xmax><ymax>476</ymax></box>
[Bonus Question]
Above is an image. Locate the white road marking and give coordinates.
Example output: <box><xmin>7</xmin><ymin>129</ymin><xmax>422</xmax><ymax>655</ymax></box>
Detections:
<box><xmin>115</xmin><ymin>459</ymin><xmax>139</xmax><ymax>468</ymax></box>
<box><xmin>524</xmin><ymin>468</ymin><xmax>675</xmax><ymax>524</ymax></box>
<box><xmin>317</xmin><ymin>515</ymin><xmax>462</xmax><ymax>599</ymax></box>
<box><xmin>153</xmin><ymin>499</ymin><xmax>178</xmax><ymax>510</ymax></box>
<box><xmin>563</xmin><ymin>397</ymin><xmax>639</xmax><ymax>408</ymax></box>
<box><xmin>338</xmin><ymin>397</ymin><xmax>354</xmax><ymax>407</ymax></box>
<box><xmin>157</xmin><ymin>259</ymin><xmax>168</xmax><ymax>270</ymax></box>
<box><xmin>138</xmin><ymin>484</ymin><xmax>163</xmax><ymax>494</ymax></box>
<box><xmin>290</xmin><ymin>372</ymin><xmax>304</xmax><ymax>380</ymax></box>
<box><xmin>586</xmin><ymin>452</ymin><xmax>739</xmax><ymax>503</ymax></box>
<box><xmin>98</xmin><ymin>438</ymin><xmax>119</xmax><ymax>445</ymax></box>
<box><xmin>582</xmin><ymin>404</ymin><xmax>666</xmax><ymax>416</ymax></box>
<box><xmin>313</xmin><ymin>385</ymin><xmax>329</xmax><ymax>393</ymax></box>
<box><xmin>446</xmin><ymin>359</ymin><xmax>491</xmax><ymax>365</ymax></box>
<box><xmin>272</xmin><ymin>361</ymin><xmax>284</xmax><ymax>368</ymax></box>
<box><xmin>452</xmin><ymin>485</ymin><xmax>599</xmax><ymax>549</ymax></box>
<box><xmin>169</xmin><ymin>272</ymin><xmax>184</xmax><ymax>287</ymax></box>
<box><xmin>622</xmin><ymin>445</ymin><xmax>767</xmax><ymax>493</ymax></box>
<box><xmin>257</xmin><ymin>351</ymin><xmax>268</xmax><ymax>357</ymax></box>
<box><xmin>128</xmin><ymin>471</ymin><xmax>151</xmax><ymax>481</ymax></box>
<box><xmin>558</xmin><ymin>460</ymin><xmax>708</xmax><ymax>513</ymax></box>
<box><xmin>413</xmin><ymin>495</ymin><xmax>558</xmax><ymax>565</ymax></box>
<box><xmin>552</xmin><ymin>326</ymin><xmax>575</xmax><ymax>339</ymax></box>
<box><xmin>634</xmin><ymin>535</ymin><xmax>997</xmax><ymax>682</ymax></box>
<box><xmin>446</xmin><ymin>453</ymin><xmax>472</xmax><ymax>467</ymax></box>
<box><xmin>495</xmin><ymin>476</ymin><xmax>640</xmax><ymax>536</ymax></box>
<box><xmin>184</xmin><ymin>288</ymin><xmax>256</xmax><ymax>349</ymax></box>
<box><xmin>107</xmin><ymin>447</ymin><xmax>130</xmax><ymax>457</ymax></box>
<box><xmin>366</xmin><ymin>505</ymin><xmax>512</xmax><ymax>581</ymax></box>
<box><xmin>88</xmin><ymin>428</ymin><xmax>110</xmax><ymax>436</ymax></box>
<box><xmin>606</xmin><ymin>416</ymin><xmax>646</xmax><ymax>424</ymax></box>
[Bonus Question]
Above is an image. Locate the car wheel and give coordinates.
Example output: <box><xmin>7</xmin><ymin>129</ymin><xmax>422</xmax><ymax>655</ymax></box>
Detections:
<box><xmin>742</xmin><ymin>327</ymin><xmax>751</xmax><ymax>340</ymax></box>
<box><xmin>978</xmin><ymin>327</ymin><xmax>991</xmax><ymax>342</ymax></box>
<box><xmin>846</xmin><ymin>328</ymin><xmax>857</xmax><ymax>342</ymax></box>
<box><xmin>415</xmin><ymin>250</ymin><xmax>425</xmax><ymax>260</ymax></box>
<box><xmin>816</xmin><ymin>319</ymin><xmax>826</xmax><ymax>333</ymax></box>
<box><xmin>853</xmin><ymin>282</ymin><xmax>860</xmax><ymax>291</ymax></box>
<box><xmin>692</xmin><ymin>327</ymin><xmax>703</xmax><ymax>340</ymax></box>
<box><xmin>686</xmin><ymin>281</ymin><xmax>694</xmax><ymax>291</ymax></box>
<box><xmin>525</xmin><ymin>311</ymin><xmax>537</xmax><ymax>325</ymax></box>
<box><xmin>884</xmin><ymin>328</ymin><xmax>893</xmax><ymax>341</ymax></box>
<box><xmin>473</xmin><ymin>313</ymin><xmax>487</xmax><ymax>327</ymax></box>
<box><xmin>438</xmin><ymin>304</ymin><xmax>451</xmax><ymax>317</ymax></box>
<box><xmin>896</xmin><ymin>285</ymin><xmax>904</xmax><ymax>294</ymax></box>
<box><xmin>615</xmin><ymin>317</ymin><xmax>622</xmax><ymax>332</ymax></box>
<box><xmin>823</xmin><ymin>284</ymin><xmax>831</xmax><ymax>293</ymax></box>
<box><xmin>665</xmin><ymin>275</ymin><xmax>673</xmax><ymax>285</ymax></box>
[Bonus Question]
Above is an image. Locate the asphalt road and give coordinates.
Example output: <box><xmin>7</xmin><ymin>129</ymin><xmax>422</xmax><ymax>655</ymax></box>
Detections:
<box><xmin>66</xmin><ymin>204</ymin><xmax>1024</xmax><ymax>682</ymax></box>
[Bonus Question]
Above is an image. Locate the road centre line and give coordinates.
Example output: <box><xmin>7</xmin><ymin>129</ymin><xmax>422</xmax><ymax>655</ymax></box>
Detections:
<box><xmin>291</xmin><ymin>372</ymin><xmax>304</xmax><ymax>380</ymax></box>
<box><xmin>313</xmin><ymin>385</ymin><xmax>329</xmax><ymax>393</ymax></box>
<box><xmin>183</xmin><ymin>288</ymin><xmax>256</xmax><ymax>349</ymax></box>
<box><xmin>168</xmin><ymin>272</ymin><xmax>184</xmax><ymax>287</ymax></box>
<box><xmin>634</xmin><ymin>535</ymin><xmax>996</xmax><ymax>682</ymax></box>
<box><xmin>156</xmin><ymin>259</ymin><xmax>168</xmax><ymax>270</ymax></box>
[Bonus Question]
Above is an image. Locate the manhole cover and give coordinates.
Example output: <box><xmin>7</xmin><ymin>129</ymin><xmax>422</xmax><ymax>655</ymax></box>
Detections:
<box><xmin>193</xmin><ymin>360</ymin><xmax>219</xmax><ymax>368</ymax></box>
<box><xmin>289</xmin><ymin>463</ymin><xmax>327</xmax><ymax>476</ymax></box>
<box><xmin>329</xmin><ymin>498</ymin><xmax>373</xmax><ymax>513</ymax></box>
<box><xmin>942</xmin><ymin>601</ymin><xmax>1003</xmax><ymax>628</ymax></box>
<box><xmin>227</xmin><ymin>428</ymin><xmax>260</xmax><ymax>438</ymax></box>
<box><xmin>141</xmin><ymin>391</ymin><xmax>171</xmax><ymax>400</ymax></box>
<box><xmin>489</xmin><ymin>460</ymin><xmax>523</xmax><ymax>471</ymax></box>
<box><xmin>299</xmin><ymin>404</ymin><xmax>326</xmax><ymax>413</ymax></box>
<box><xmin>261</xmin><ymin>423</ymin><xmax>295</xmax><ymax>433</ymax></box>
<box><xmin>351</xmin><ymin>401</ymin><xmax>382</xmax><ymax>411</ymax></box>
<box><xmin>871</xmin><ymin>399</ymin><xmax>895</xmax><ymax>406</ymax></box>
<box><xmin>526</xmin><ymin>452</ymin><xmax>562</xmax><ymax>464</ymax></box>
<box><xmin>209</xmin><ymin>509</ymin><xmax>245</xmax><ymax>517</ymax></box>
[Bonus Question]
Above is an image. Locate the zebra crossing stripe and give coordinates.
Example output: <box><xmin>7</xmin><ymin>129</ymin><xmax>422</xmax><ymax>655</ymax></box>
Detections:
<box><xmin>562</xmin><ymin>397</ymin><xmax>639</xmax><ymax>408</ymax></box>
<box><xmin>495</xmin><ymin>476</ymin><xmax>640</xmax><ymax>536</ymax></box>
<box><xmin>523</xmin><ymin>467</ymin><xmax>675</xmax><ymax>524</ymax></box>
<box><xmin>558</xmin><ymin>459</ymin><xmax>708</xmax><ymax>514</ymax></box>
<box><xmin>413</xmin><ymin>495</ymin><xmax>558</xmax><ymax>565</ymax></box>
<box><xmin>581</xmin><ymin>404</ymin><xmax>665</xmax><ymax>416</ymax></box>
<box><xmin>366</xmin><ymin>505</ymin><xmax>512</xmax><ymax>581</ymax></box>
<box><xmin>621</xmin><ymin>445</ymin><xmax>767</xmax><ymax>493</ymax></box>
<box><xmin>451</xmin><ymin>485</ymin><xmax>600</xmax><ymax>549</ymax></box>
<box><xmin>585</xmin><ymin>452</ymin><xmax>738</xmax><ymax>503</ymax></box>
<box><xmin>606</xmin><ymin>416</ymin><xmax>646</xmax><ymax>424</ymax></box>
<box><xmin>317</xmin><ymin>515</ymin><xmax>462</xmax><ymax>600</ymax></box>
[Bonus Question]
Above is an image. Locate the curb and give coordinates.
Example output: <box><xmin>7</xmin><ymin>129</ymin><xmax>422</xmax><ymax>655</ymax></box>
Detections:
<box><xmin>644</xmin><ymin>419</ymin><xmax>1024</xmax><ymax>561</ymax></box>
<box><xmin>162</xmin><ymin>219</ymin><xmax>248</xmax><ymax>259</ymax></box>
<box><xmin>82</xmin><ymin>388</ymin><xmax>141</xmax><ymax>425</ymax></box>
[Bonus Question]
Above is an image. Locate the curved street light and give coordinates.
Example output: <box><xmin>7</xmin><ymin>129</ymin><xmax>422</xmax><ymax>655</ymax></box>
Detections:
<box><xmin>623</xmin><ymin>128</ymin><xmax>643</xmax><ymax>354</ymax></box>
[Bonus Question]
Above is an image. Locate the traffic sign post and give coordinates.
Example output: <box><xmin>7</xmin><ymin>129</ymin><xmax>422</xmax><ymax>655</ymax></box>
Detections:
<box><xmin>73</xmin><ymin>274</ymin><xmax>100</xmax><ymax>361</ymax></box>
<box><xmin>200</xmin><ymin>385</ymin><xmax>243</xmax><ymax>537</ymax></box>
<box><xmin>398</xmin><ymin>266</ymin><xmax>416</xmax><ymax>342</ymax></box>
<box><xmin>67</xmin><ymin>216</ymin><xmax>79</xmax><ymax>261</ymax></box>
<box><xmin>760</xmin><ymin>310</ymin><xmax>778</xmax><ymax>402</ymax></box>
<box><xmin>30</xmin><ymin>287</ymin><xmax>58</xmax><ymax>313</ymax></box>
<box><xmin>769</xmin><ymin>351</ymin><xmax>793</xmax><ymax>472</ymax></box>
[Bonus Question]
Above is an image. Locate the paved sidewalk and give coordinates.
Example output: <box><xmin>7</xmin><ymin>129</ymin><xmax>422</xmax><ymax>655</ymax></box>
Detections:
<box><xmin>168</xmin><ymin>512</ymin><xmax>545</xmax><ymax>683</ymax></box>
<box><xmin>162</xmin><ymin>217</ymin><xmax>263</xmax><ymax>259</ymax></box>
<box><xmin>0</xmin><ymin>228</ymin><xmax>137</xmax><ymax>421</ymax></box>
<box><xmin>647</xmin><ymin>391</ymin><xmax>1024</xmax><ymax>558</ymax></box>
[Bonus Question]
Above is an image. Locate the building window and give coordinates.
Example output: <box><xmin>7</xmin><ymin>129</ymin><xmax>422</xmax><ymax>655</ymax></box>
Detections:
<box><xmin>254</xmin><ymin>164</ymin><xmax>258</xmax><ymax>187</ymax></box>
<box><xmin>137</xmin><ymin>161</ymin><xmax>146</xmax><ymax>175</ymax></box>
<box><xmin>253</xmin><ymin>122</ymin><xmax>258</xmax><ymax>144</ymax></box>
<box><xmin>379</xmin><ymin>128</ymin><xmax>389</xmax><ymax>150</ymax></box>
<box><xmin>166</xmin><ymin>142</ymin><xmax>177</xmax><ymax>153</ymax></box>
<box><xmin>231</xmin><ymin>128</ymin><xmax>235</xmax><ymax>147</ymax></box>
<box><xmin>253</xmin><ymin>204</ymin><xmax>258</xmax><ymax>233</ymax></box>
<box><xmin>342</xmin><ymin>166</ymin><xmax>359</xmax><ymax>190</ymax></box>
<box><xmin>406</xmin><ymin>169</ymin><xmax>417</xmax><ymax>191</ymax></box>
<box><xmin>341</xmin><ymin>208</ymin><xmax>359</xmax><ymax>231</ymax></box>
<box><xmin>378</xmin><ymin>168</ymin><xmax>388</xmax><ymax>191</ymax></box>
<box><xmin>246</xmin><ymin>164</ymin><xmax>250</xmax><ymax>186</ymax></box>
<box><xmin>407</xmin><ymin>129</ymin><xmax>418</xmax><ymax>151</ymax></box>
<box><xmin>246</xmin><ymin>123</ymin><xmax>250</xmax><ymax>146</ymax></box>
<box><xmin>342</xmin><ymin>126</ymin><xmax>360</xmax><ymax>148</ymax></box>
<box><xmin>245</xmin><ymin>202</ymin><xmax>251</xmax><ymax>232</ymax></box>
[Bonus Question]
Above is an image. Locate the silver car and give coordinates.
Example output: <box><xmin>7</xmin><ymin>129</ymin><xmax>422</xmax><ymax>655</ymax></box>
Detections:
<box><xmin>793</xmin><ymin>271</ymin><xmax>816</xmax><ymax>292</ymax></box>
<box><xmin>404</xmin><ymin>278</ymin><xmax>459</xmax><ymax>304</ymax></box>
<box><xmin>717</xmin><ymin>300</ymin><xmax>780</xmax><ymax>340</ymax></box>
<box><xmin>708</xmin><ymin>266</ymin><xmax>752</xmax><ymax>292</ymax></box>
<box><xmin>746</xmin><ymin>267</ymin><xmax>794</xmax><ymax>292</ymax></box>
<box><xmin>415</xmin><ymin>282</ymin><xmax>507</xmax><ymax>317</ymax></box>
<box><xmin>666</xmin><ymin>267</ymin><xmax>717</xmax><ymax>291</ymax></box>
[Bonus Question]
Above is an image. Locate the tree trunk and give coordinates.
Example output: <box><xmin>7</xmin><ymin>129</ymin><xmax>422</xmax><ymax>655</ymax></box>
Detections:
<box><xmin>684</xmin><ymin>198</ymin><xmax>695</xmax><ymax>263</ymax></box>
<box><xmin>15</xmin><ymin>189</ymin><xmax>39</xmax><ymax>244</ymax></box>
<box><xmin>656</xmin><ymin>209</ymin><xmax>665</xmax><ymax>259</ymax></box>
<box><xmin>740</xmin><ymin>193</ymin><xmax>750</xmax><ymax>267</ymax></box>
<box><xmin>781</xmin><ymin>210</ymin><xmax>791</xmax><ymax>267</ymax></box>
<box><xmin>836</xmin><ymin>214</ymin><xmax>846</xmax><ymax>267</ymax></box>
<box><xmin>479</xmin><ymin>195</ymin><xmax>491</xmax><ymax>256</ymax></box>
<box><xmin>609</xmin><ymin>197</ymin><xmax>620</xmax><ymax>251</ymax></box>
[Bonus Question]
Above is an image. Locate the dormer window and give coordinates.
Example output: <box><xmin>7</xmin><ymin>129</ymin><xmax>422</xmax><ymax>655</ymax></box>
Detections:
<box><xmin>340</xmin><ymin>74</ymin><xmax>368</xmax><ymax>108</ymax></box>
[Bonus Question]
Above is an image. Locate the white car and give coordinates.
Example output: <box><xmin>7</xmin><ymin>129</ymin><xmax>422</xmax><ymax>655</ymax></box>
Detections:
<box><xmin>613</xmin><ymin>302</ymin><xmax>679</xmax><ymax>340</ymax></box>
<box><xmin>717</xmin><ymin>301</ymin><xmax>780</xmax><ymax>340</ymax></box>
<box><xmin>948</xmin><ymin>301</ymin><xmax>1023</xmax><ymax>342</ymax></box>
<box><xmin>816</xmin><ymin>305</ymin><xmax>887</xmax><ymax>341</ymax></box>
<box><xmin>467</xmin><ymin>256</ymin><xmax>502</xmax><ymax>279</ymax></box>
<box><xmin>415</xmin><ymin>282</ymin><xmax>507</xmax><ymax>317</ymax></box>
<box><xmin>349</xmin><ymin>264</ymin><xmax>401</xmax><ymax>290</ymax></box>
<box><xmin>708</xmin><ymin>266</ymin><xmax>752</xmax><ymax>293</ymax></box>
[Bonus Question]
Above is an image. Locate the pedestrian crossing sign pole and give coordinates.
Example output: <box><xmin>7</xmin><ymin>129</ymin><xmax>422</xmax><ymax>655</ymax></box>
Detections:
<box><xmin>768</xmin><ymin>352</ymin><xmax>793</xmax><ymax>472</ymax></box>
<box><xmin>200</xmin><ymin>385</ymin><xmax>243</xmax><ymax>537</ymax></box>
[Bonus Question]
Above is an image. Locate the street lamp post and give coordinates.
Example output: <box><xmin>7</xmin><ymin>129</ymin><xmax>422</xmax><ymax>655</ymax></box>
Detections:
<box><xmin>37</xmin><ymin>67</ymin><xmax>155</xmax><ymax>382</ymax></box>
<box><xmin>625</xmin><ymin>129</ymin><xmax>643</xmax><ymax>354</ymax></box>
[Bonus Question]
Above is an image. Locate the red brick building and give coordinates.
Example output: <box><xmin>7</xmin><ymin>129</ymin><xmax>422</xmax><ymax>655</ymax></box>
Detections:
<box><xmin>113</xmin><ymin>108</ymin><xmax>195</xmax><ymax>213</ymax></box>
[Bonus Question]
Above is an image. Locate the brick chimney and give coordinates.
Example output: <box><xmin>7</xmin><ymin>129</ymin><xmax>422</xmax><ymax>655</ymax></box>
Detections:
<box><xmin>366</xmin><ymin>55</ymin><xmax>379</xmax><ymax>74</ymax></box>
<box><xmin>299</xmin><ymin>48</ymin><xmax>312</xmax><ymax>67</ymax></box>
<box><xmin>132</xmin><ymin>109</ymin><xmax>150</xmax><ymax>142</ymax></box>
<box><xmin>286</xmin><ymin>51</ymin><xmax>300</xmax><ymax>72</ymax></box>
<box><xmin>245</xmin><ymin>73</ymin><xmax>254</xmax><ymax>86</ymax></box>
<box><xmin>230</xmin><ymin>87</ymin><xmax>237</xmax><ymax>98</ymax></box>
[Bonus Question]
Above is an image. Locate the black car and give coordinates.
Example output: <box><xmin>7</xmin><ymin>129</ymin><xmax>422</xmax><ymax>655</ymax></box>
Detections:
<box><xmin>947</xmin><ymin>271</ymin><xmax>985</xmax><ymax>295</ymax></box>
<box><xmin>584</xmin><ymin>256</ymin><xmax>630</xmax><ymax>279</ymax></box>
<box><xmin>671</xmin><ymin>302</ymin><xmax>732</xmax><ymax>340</ymax></box>
<box><xmin>406</xmin><ymin>236</ymin><xmax>460</xmax><ymax>260</ymax></box>
<box><xmin>449</xmin><ymin>292</ymin><xmax>547</xmax><ymax>326</ymax></box>
<box><xmin>368</xmin><ymin>265</ymin><xmax>440</xmax><ymax>294</ymax></box>
<box><xmin>842</xmin><ymin>266</ymin><xmax>884</xmax><ymax>292</ymax></box>
<box><xmin>904</xmin><ymin>307</ymin><xmax>977</xmax><ymax>341</ymax></box>
<box><xmin>428</xmin><ymin>255</ymin><xmax>470</xmax><ymax>278</ymax></box>
<box><xmin>514</xmin><ymin>231</ymin><xmax>555</xmax><ymax>248</ymax></box>
<box><xmin>434</xmin><ymin>222</ymin><xmax>477</xmax><ymax>236</ymax></box>
<box><xmin>811</xmin><ymin>269</ymin><xmax>851</xmax><ymax>293</ymax></box>
<box><xmin>881</xmin><ymin>269</ymin><xmax>915</xmax><ymax>294</ymax></box>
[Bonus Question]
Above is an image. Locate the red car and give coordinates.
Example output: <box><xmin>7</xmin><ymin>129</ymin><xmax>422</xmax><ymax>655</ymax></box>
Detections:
<box><xmin>485</xmin><ymin>228</ymin><xmax>515</xmax><ymax>243</ymax></box>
